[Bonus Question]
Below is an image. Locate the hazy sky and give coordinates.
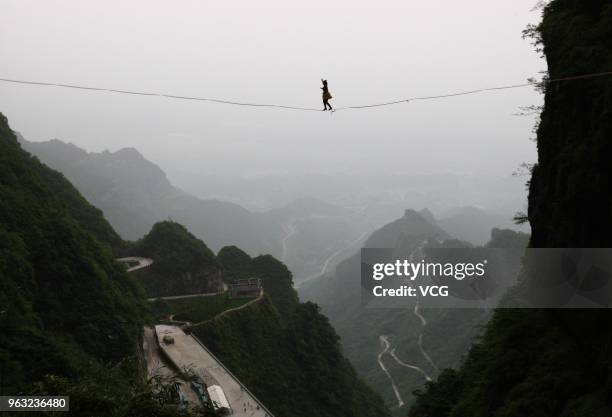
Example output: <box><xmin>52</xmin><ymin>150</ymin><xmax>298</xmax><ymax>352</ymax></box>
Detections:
<box><xmin>1</xmin><ymin>0</ymin><xmax>545</xmax><ymax>179</ymax></box>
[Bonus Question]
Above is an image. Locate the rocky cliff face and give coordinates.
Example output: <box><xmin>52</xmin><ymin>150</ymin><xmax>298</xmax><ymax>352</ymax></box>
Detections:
<box><xmin>526</xmin><ymin>0</ymin><xmax>612</xmax><ymax>408</ymax></box>
<box><xmin>528</xmin><ymin>0</ymin><xmax>612</xmax><ymax>248</ymax></box>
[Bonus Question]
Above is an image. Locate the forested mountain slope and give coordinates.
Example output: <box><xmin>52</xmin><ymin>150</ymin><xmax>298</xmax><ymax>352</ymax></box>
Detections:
<box><xmin>127</xmin><ymin>221</ymin><xmax>223</xmax><ymax>297</ymax></box>
<box><xmin>195</xmin><ymin>245</ymin><xmax>391</xmax><ymax>417</ymax></box>
<box><xmin>0</xmin><ymin>112</ymin><xmax>146</xmax><ymax>394</ymax></box>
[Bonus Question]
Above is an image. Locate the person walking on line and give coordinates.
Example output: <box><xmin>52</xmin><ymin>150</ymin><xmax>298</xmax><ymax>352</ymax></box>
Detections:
<box><xmin>321</xmin><ymin>78</ymin><xmax>333</xmax><ymax>111</ymax></box>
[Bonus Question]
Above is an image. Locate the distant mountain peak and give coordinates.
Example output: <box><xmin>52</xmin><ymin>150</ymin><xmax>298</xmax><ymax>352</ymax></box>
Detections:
<box><xmin>365</xmin><ymin>208</ymin><xmax>450</xmax><ymax>248</ymax></box>
<box><xmin>114</xmin><ymin>147</ymin><xmax>145</xmax><ymax>159</ymax></box>
<box><xmin>418</xmin><ymin>208</ymin><xmax>437</xmax><ymax>225</ymax></box>
<box><xmin>403</xmin><ymin>208</ymin><xmax>427</xmax><ymax>220</ymax></box>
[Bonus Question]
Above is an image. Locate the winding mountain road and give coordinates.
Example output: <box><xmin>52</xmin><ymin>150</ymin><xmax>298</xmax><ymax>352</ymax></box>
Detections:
<box><xmin>389</xmin><ymin>347</ymin><xmax>432</xmax><ymax>382</ymax></box>
<box><xmin>147</xmin><ymin>283</ymin><xmax>229</xmax><ymax>301</ymax></box>
<box><xmin>376</xmin><ymin>240</ymin><xmax>440</xmax><ymax>409</ymax></box>
<box><xmin>409</xmin><ymin>242</ymin><xmax>439</xmax><ymax>373</ymax></box>
<box><xmin>280</xmin><ymin>220</ymin><xmax>298</xmax><ymax>262</ymax></box>
<box><xmin>116</xmin><ymin>256</ymin><xmax>154</xmax><ymax>272</ymax></box>
<box><xmin>200</xmin><ymin>290</ymin><xmax>264</xmax><ymax>323</ymax></box>
<box><xmin>378</xmin><ymin>335</ymin><xmax>404</xmax><ymax>408</ymax></box>
<box><xmin>414</xmin><ymin>302</ymin><xmax>439</xmax><ymax>373</ymax></box>
<box><xmin>296</xmin><ymin>230</ymin><xmax>370</xmax><ymax>289</ymax></box>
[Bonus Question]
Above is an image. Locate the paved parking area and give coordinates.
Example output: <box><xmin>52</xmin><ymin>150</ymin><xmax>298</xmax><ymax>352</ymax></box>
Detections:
<box><xmin>155</xmin><ymin>325</ymin><xmax>272</xmax><ymax>417</ymax></box>
<box><xmin>143</xmin><ymin>327</ymin><xmax>200</xmax><ymax>406</ymax></box>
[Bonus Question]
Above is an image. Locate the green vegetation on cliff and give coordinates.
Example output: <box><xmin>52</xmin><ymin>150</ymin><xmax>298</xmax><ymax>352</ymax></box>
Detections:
<box><xmin>193</xmin><ymin>298</ymin><xmax>390</xmax><ymax>417</ymax></box>
<box><xmin>151</xmin><ymin>293</ymin><xmax>250</xmax><ymax>323</ymax></box>
<box><xmin>0</xmin><ymin>113</ymin><xmax>147</xmax><ymax>393</ymax></box>
<box><xmin>129</xmin><ymin>221</ymin><xmax>222</xmax><ymax>297</ymax></box>
<box><xmin>219</xmin><ymin>245</ymin><xmax>299</xmax><ymax>315</ymax></box>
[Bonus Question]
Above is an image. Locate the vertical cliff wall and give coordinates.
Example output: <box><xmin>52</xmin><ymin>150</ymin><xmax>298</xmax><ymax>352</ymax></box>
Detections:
<box><xmin>529</xmin><ymin>0</ymin><xmax>612</xmax><ymax>248</ymax></box>
<box><xmin>409</xmin><ymin>2</ymin><xmax>612</xmax><ymax>416</ymax></box>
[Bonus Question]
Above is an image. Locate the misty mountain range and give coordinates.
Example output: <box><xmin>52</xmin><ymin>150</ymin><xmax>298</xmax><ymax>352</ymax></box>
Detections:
<box><xmin>18</xmin><ymin>135</ymin><xmax>285</xmax><ymax>255</ymax></box>
<box><xmin>18</xmin><ymin>135</ymin><xmax>527</xmax><ymax>286</ymax></box>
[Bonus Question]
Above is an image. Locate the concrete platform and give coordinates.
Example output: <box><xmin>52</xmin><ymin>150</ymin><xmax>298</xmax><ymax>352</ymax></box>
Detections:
<box><xmin>155</xmin><ymin>325</ymin><xmax>272</xmax><ymax>417</ymax></box>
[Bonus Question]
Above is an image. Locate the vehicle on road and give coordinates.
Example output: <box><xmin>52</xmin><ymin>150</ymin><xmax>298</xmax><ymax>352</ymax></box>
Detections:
<box><xmin>207</xmin><ymin>384</ymin><xmax>231</xmax><ymax>414</ymax></box>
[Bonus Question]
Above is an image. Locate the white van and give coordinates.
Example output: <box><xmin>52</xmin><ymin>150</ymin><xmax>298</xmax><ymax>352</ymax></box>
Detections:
<box><xmin>207</xmin><ymin>385</ymin><xmax>231</xmax><ymax>414</ymax></box>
